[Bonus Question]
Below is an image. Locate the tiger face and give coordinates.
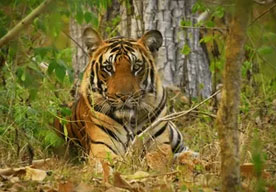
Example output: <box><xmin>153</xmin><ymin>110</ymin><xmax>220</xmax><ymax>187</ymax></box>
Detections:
<box><xmin>80</xmin><ymin>28</ymin><xmax>164</xmax><ymax>123</ymax></box>
<box><xmin>55</xmin><ymin>28</ymin><xmax>190</xmax><ymax>160</ymax></box>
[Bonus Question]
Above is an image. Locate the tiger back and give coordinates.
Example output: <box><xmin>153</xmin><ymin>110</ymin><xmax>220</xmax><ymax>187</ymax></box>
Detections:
<box><xmin>54</xmin><ymin>27</ymin><xmax>189</xmax><ymax>160</ymax></box>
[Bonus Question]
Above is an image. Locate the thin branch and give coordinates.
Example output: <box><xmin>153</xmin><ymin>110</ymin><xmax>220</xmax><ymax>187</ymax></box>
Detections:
<box><xmin>160</xmin><ymin>90</ymin><xmax>220</xmax><ymax>121</ymax></box>
<box><xmin>62</xmin><ymin>31</ymin><xmax>88</xmax><ymax>57</ymax></box>
<box><xmin>180</xmin><ymin>25</ymin><xmax>226</xmax><ymax>31</ymax></box>
<box><xmin>249</xmin><ymin>3</ymin><xmax>276</xmax><ymax>26</ymax></box>
<box><xmin>0</xmin><ymin>0</ymin><xmax>55</xmax><ymax>48</ymax></box>
<box><xmin>253</xmin><ymin>0</ymin><xmax>274</xmax><ymax>5</ymax></box>
<box><xmin>126</xmin><ymin>90</ymin><xmax>221</xmax><ymax>154</ymax></box>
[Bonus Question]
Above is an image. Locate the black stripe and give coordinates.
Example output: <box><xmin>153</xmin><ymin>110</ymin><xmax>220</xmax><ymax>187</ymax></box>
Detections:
<box><xmin>114</xmin><ymin>52</ymin><xmax>122</xmax><ymax>61</ymax></box>
<box><xmin>169</xmin><ymin>126</ymin><xmax>174</xmax><ymax>142</ymax></box>
<box><xmin>172</xmin><ymin>131</ymin><xmax>182</xmax><ymax>153</ymax></box>
<box><xmin>138</xmin><ymin>88</ymin><xmax>167</xmax><ymax>133</ymax></box>
<box><xmin>110</xmin><ymin>47</ymin><xmax>120</xmax><ymax>53</ymax></box>
<box><xmin>123</xmin><ymin>41</ymin><xmax>133</xmax><ymax>47</ymax></box>
<box><xmin>148</xmin><ymin>88</ymin><xmax>167</xmax><ymax>123</ymax></box>
<box><xmin>110</xmin><ymin>42</ymin><xmax>121</xmax><ymax>49</ymax></box>
<box><xmin>152</xmin><ymin>123</ymin><xmax>168</xmax><ymax>139</ymax></box>
<box><xmin>73</xmin><ymin>105</ymin><xmax>85</xmax><ymax>127</ymax></box>
<box><xmin>149</xmin><ymin>60</ymin><xmax>155</xmax><ymax>92</ymax></box>
<box><xmin>95</xmin><ymin>64</ymin><xmax>102</xmax><ymax>93</ymax></box>
<box><xmin>124</xmin><ymin>46</ymin><xmax>135</xmax><ymax>52</ymax></box>
<box><xmin>142</xmin><ymin>66</ymin><xmax>148</xmax><ymax>88</ymax></box>
<box><xmin>92</xmin><ymin>106</ymin><xmax>130</xmax><ymax>138</ymax></box>
<box><xmin>90</xmin><ymin>140</ymin><xmax>118</xmax><ymax>155</ymax></box>
<box><xmin>91</xmin><ymin>107</ymin><xmax>131</xmax><ymax>142</ymax></box>
<box><xmin>99</xmin><ymin>55</ymin><xmax>103</xmax><ymax>64</ymax></box>
<box><xmin>90</xmin><ymin>60</ymin><xmax>96</xmax><ymax>86</ymax></box>
<box><xmin>96</xmin><ymin>124</ymin><xmax>126</xmax><ymax>150</ymax></box>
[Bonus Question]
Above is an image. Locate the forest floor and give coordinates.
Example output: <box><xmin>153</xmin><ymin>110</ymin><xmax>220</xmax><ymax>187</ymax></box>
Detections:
<box><xmin>0</xmin><ymin>89</ymin><xmax>276</xmax><ymax>192</ymax></box>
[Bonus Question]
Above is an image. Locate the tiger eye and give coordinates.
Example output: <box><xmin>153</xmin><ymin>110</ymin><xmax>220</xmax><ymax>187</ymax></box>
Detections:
<box><xmin>133</xmin><ymin>65</ymin><xmax>141</xmax><ymax>71</ymax></box>
<box><xmin>105</xmin><ymin>65</ymin><xmax>113</xmax><ymax>72</ymax></box>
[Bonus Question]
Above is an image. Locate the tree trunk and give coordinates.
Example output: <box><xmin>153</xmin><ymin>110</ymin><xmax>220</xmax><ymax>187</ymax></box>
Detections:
<box><xmin>119</xmin><ymin>0</ymin><xmax>212</xmax><ymax>98</ymax></box>
<box><xmin>70</xmin><ymin>0</ymin><xmax>212</xmax><ymax>99</ymax></box>
<box><xmin>215</xmin><ymin>0</ymin><xmax>252</xmax><ymax>191</ymax></box>
<box><xmin>69</xmin><ymin>19</ymin><xmax>89</xmax><ymax>98</ymax></box>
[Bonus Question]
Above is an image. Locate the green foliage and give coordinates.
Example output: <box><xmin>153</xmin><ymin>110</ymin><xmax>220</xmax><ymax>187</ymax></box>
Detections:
<box><xmin>0</xmin><ymin>0</ymin><xmax>111</xmax><ymax>157</ymax></box>
<box><xmin>181</xmin><ymin>44</ymin><xmax>191</xmax><ymax>55</ymax></box>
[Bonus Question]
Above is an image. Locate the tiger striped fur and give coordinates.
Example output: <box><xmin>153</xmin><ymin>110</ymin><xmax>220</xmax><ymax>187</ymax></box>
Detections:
<box><xmin>54</xmin><ymin>27</ymin><xmax>190</xmax><ymax>159</ymax></box>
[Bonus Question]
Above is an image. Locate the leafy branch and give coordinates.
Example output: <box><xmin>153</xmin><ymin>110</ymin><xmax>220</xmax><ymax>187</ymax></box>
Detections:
<box><xmin>0</xmin><ymin>0</ymin><xmax>55</xmax><ymax>48</ymax></box>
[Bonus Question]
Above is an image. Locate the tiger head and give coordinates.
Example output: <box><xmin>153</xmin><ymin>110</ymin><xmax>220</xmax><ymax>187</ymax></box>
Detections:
<box><xmin>80</xmin><ymin>27</ymin><xmax>164</xmax><ymax>122</ymax></box>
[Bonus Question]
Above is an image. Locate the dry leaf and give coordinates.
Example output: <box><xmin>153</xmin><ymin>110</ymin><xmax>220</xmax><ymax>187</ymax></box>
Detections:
<box><xmin>25</xmin><ymin>167</ymin><xmax>47</xmax><ymax>181</ymax></box>
<box><xmin>145</xmin><ymin>145</ymin><xmax>172</xmax><ymax>170</ymax></box>
<box><xmin>105</xmin><ymin>186</ymin><xmax>126</xmax><ymax>192</ymax></box>
<box><xmin>113</xmin><ymin>172</ymin><xmax>133</xmax><ymax>191</ymax></box>
<box><xmin>0</xmin><ymin>167</ymin><xmax>26</xmax><ymax>177</ymax></box>
<box><xmin>240</xmin><ymin>162</ymin><xmax>271</xmax><ymax>179</ymax></box>
<box><xmin>176</xmin><ymin>151</ymin><xmax>202</xmax><ymax>171</ymax></box>
<box><xmin>58</xmin><ymin>181</ymin><xmax>74</xmax><ymax>192</ymax></box>
<box><xmin>31</xmin><ymin>158</ymin><xmax>52</xmax><ymax>169</ymax></box>
<box><xmin>268</xmin><ymin>185</ymin><xmax>276</xmax><ymax>192</ymax></box>
<box><xmin>124</xmin><ymin>171</ymin><xmax>150</xmax><ymax>180</ymax></box>
<box><xmin>74</xmin><ymin>182</ymin><xmax>94</xmax><ymax>192</ymax></box>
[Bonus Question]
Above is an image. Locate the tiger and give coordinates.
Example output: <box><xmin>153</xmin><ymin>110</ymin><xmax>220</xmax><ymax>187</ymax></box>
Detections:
<box><xmin>54</xmin><ymin>27</ymin><xmax>191</xmax><ymax>160</ymax></box>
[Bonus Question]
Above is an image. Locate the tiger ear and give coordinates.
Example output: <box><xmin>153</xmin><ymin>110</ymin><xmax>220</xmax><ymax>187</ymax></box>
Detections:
<box><xmin>139</xmin><ymin>30</ymin><xmax>163</xmax><ymax>52</ymax></box>
<box><xmin>82</xmin><ymin>27</ymin><xmax>103</xmax><ymax>55</ymax></box>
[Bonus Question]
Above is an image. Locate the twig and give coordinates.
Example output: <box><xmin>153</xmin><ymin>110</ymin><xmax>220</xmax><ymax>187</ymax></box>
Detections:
<box><xmin>62</xmin><ymin>31</ymin><xmax>89</xmax><ymax>57</ymax></box>
<box><xmin>160</xmin><ymin>90</ymin><xmax>220</xmax><ymax>121</ymax></box>
<box><xmin>180</xmin><ymin>25</ymin><xmax>226</xmax><ymax>31</ymax></box>
<box><xmin>125</xmin><ymin>170</ymin><xmax>179</xmax><ymax>180</ymax></box>
<box><xmin>190</xmin><ymin>110</ymin><xmax>217</xmax><ymax>118</ymax></box>
<box><xmin>249</xmin><ymin>3</ymin><xmax>276</xmax><ymax>26</ymax></box>
<box><xmin>0</xmin><ymin>0</ymin><xmax>55</xmax><ymax>48</ymax></box>
<box><xmin>253</xmin><ymin>0</ymin><xmax>273</xmax><ymax>5</ymax></box>
<box><xmin>127</xmin><ymin>90</ymin><xmax>221</xmax><ymax>154</ymax></box>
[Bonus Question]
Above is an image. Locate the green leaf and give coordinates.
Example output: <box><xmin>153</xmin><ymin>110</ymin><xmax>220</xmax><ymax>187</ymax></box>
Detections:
<box><xmin>44</xmin><ymin>130</ymin><xmax>64</xmax><ymax>147</ymax></box>
<box><xmin>180</xmin><ymin>20</ymin><xmax>192</xmax><ymax>27</ymax></box>
<box><xmin>16</xmin><ymin>67</ymin><xmax>24</xmax><ymax>81</ymax></box>
<box><xmin>257</xmin><ymin>46</ymin><xmax>274</xmax><ymax>55</ymax></box>
<box><xmin>242</xmin><ymin>61</ymin><xmax>252</xmax><ymax>77</ymax></box>
<box><xmin>34</xmin><ymin>47</ymin><xmax>50</xmax><ymax>59</ymax></box>
<box><xmin>212</xmin><ymin>7</ymin><xmax>224</xmax><ymax>18</ymax></box>
<box><xmin>47</xmin><ymin>61</ymin><xmax>56</xmax><ymax>75</ymax></box>
<box><xmin>90</xmin><ymin>12</ymin><xmax>99</xmax><ymax>27</ymax></box>
<box><xmin>200</xmin><ymin>35</ymin><xmax>213</xmax><ymax>43</ymax></box>
<box><xmin>181</xmin><ymin>44</ymin><xmax>191</xmax><ymax>55</ymax></box>
<box><xmin>63</xmin><ymin>125</ymin><xmax>68</xmax><ymax>142</ymax></box>
<box><xmin>33</xmin><ymin>17</ymin><xmax>46</xmax><ymax>33</ymax></box>
<box><xmin>205</xmin><ymin>20</ymin><xmax>215</xmax><ymax>28</ymax></box>
<box><xmin>61</xmin><ymin>106</ymin><xmax>72</xmax><ymax>117</ymax></box>
<box><xmin>55</xmin><ymin>64</ymin><xmax>66</xmax><ymax>82</ymax></box>
<box><xmin>76</xmin><ymin>9</ymin><xmax>84</xmax><ymax>24</ymax></box>
<box><xmin>263</xmin><ymin>32</ymin><xmax>276</xmax><ymax>42</ymax></box>
<box><xmin>29</xmin><ymin>88</ymin><xmax>38</xmax><ymax>101</ymax></box>
<box><xmin>192</xmin><ymin>2</ymin><xmax>205</xmax><ymax>13</ymax></box>
<box><xmin>84</xmin><ymin>11</ymin><xmax>92</xmax><ymax>23</ymax></box>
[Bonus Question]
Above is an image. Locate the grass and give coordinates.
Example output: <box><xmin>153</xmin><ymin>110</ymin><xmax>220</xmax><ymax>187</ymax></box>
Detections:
<box><xmin>0</xmin><ymin>85</ymin><xmax>276</xmax><ymax>192</ymax></box>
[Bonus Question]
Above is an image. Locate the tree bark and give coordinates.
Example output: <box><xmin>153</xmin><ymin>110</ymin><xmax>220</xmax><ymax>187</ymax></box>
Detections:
<box><xmin>0</xmin><ymin>0</ymin><xmax>55</xmax><ymax>48</ymax></box>
<box><xmin>70</xmin><ymin>0</ymin><xmax>212</xmax><ymax>98</ymax></box>
<box><xmin>119</xmin><ymin>0</ymin><xmax>212</xmax><ymax>98</ymax></box>
<box><xmin>215</xmin><ymin>0</ymin><xmax>252</xmax><ymax>191</ymax></box>
<box><xmin>69</xmin><ymin>19</ymin><xmax>89</xmax><ymax>98</ymax></box>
